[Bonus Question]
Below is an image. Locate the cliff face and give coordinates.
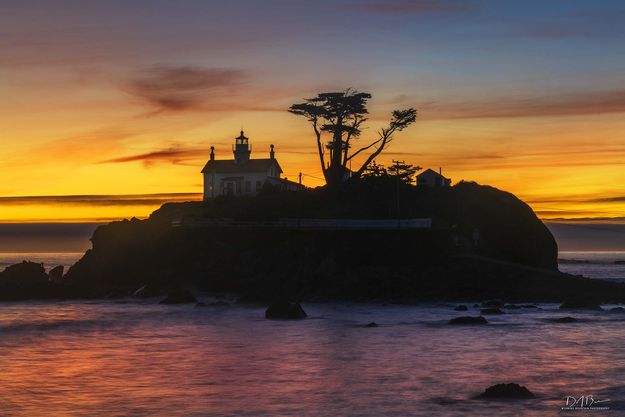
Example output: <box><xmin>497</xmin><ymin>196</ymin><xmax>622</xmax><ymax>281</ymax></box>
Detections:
<box><xmin>64</xmin><ymin>181</ymin><xmax>562</xmax><ymax>300</ymax></box>
<box><xmin>431</xmin><ymin>182</ymin><xmax>558</xmax><ymax>270</ymax></box>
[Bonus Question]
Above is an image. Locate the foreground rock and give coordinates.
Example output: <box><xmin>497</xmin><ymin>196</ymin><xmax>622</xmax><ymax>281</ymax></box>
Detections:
<box><xmin>477</xmin><ymin>383</ymin><xmax>535</xmax><ymax>400</ymax></box>
<box><xmin>480</xmin><ymin>308</ymin><xmax>504</xmax><ymax>315</ymax></box>
<box><xmin>449</xmin><ymin>316</ymin><xmax>488</xmax><ymax>325</ymax></box>
<box><xmin>551</xmin><ymin>316</ymin><xmax>577</xmax><ymax>323</ymax></box>
<box><xmin>48</xmin><ymin>265</ymin><xmax>64</xmax><ymax>283</ymax></box>
<box><xmin>365</xmin><ymin>322</ymin><xmax>379</xmax><ymax>327</ymax></box>
<box><xmin>1</xmin><ymin>261</ymin><xmax>48</xmax><ymax>285</ymax></box>
<box><xmin>265</xmin><ymin>300</ymin><xmax>307</xmax><ymax>319</ymax></box>
<box><xmin>159</xmin><ymin>289</ymin><xmax>197</xmax><ymax>304</ymax></box>
<box><xmin>0</xmin><ymin>261</ymin><xmax>64</xmax><ymax>300</ymax></box>
<box><xmin>560</xmin><ymin>299</ymin><xmax>602</xmax><ymax>310</ymax></box>
<box><xmin>482</xmin><ymin>300</ymin><xmax>504</xmax><ymax>308</ymax></box>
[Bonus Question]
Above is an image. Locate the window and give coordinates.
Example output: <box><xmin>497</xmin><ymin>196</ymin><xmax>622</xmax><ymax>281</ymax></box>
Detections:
<box><xmin>235</xmin><ymin>181</ymin><xmax>241</xmax><ymax>194</ymax></box>
<box><xmin>256</xmin><ymin>180</ymin><xmax>262</xmax><ymax>191</ymax></box>
<box><xmin>245</xmin><ymin>181</ymin><xmax>251</xmax><ymax>193</ymax></box>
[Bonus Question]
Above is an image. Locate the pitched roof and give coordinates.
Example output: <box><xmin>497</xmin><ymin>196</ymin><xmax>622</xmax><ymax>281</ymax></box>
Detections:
<box><xmin>417</xmin><ymin>168</ymin><xmax>449</xmax><ymax>179</ymax></box>
<box><xmin>201</xmin><ymin>158</ymin><xmax>282</xmax><ymax>174</ymax></box>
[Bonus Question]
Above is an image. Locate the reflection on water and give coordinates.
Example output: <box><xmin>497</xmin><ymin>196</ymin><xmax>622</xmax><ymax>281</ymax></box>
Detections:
<box><xmin>1</xmin><ymin>301</ymin><xmax>625</xmax><ymax>416</ymax></box>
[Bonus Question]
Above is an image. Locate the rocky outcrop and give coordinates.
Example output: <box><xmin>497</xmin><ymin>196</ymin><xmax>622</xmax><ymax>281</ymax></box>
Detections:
<box><xmin>0</xmin><ymin>261</ymin><xmax>75</xmax><ymax>300</ymax></box>
<box><xmin>48</xmin><ymin>265</ymin><xmax>64</xmax><ymax>283</ymax></box>
<box><xmin>477</xmin><ymin>383</ymin><xmax>535</xmax><ymax>400</ymax></box>
<box><xmin>265</xmin><ymin>300</ymin><xmax>307</xmax><ymax>319</ymax></box>
<box><xmin>480</xmin><ymin>308</ymin><xmax>504</xmax><ymax>315</ymax></box>
<box><xmin>551</xmin><ymin>316</ymin><xmax>577</xmax><ymax>323</ymax></box>
<box><xmin>449</xmin><ymin>316</ymin><xmax>488</xmax><ymax>325</ymax></box>
<box><xmin>560</xmin><ymin>299</ymin><xmax>603</xmax><ymax>310</ymax></box>
<box><xmin>482</xmin><ymin>300</ymin><xmax>504</xmax><ymax>308</ymax></box>
<box><xmin>42</xmin><ymin>182</ymin><xmax>625</xmax><ymax>303</ymax></box>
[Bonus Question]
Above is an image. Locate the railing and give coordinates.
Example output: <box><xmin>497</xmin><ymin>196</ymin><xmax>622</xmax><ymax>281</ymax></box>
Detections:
<box><xmin>171</xmin><ymin>218</ymin><xmax>432</xmax><ymax>230</ymax></box>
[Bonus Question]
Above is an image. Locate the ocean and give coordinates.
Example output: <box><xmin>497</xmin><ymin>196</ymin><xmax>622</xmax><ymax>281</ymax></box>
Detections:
<box><xmin>0</xmin><ymin>251</ymin><xmax>624</xmax><ymax>416</ymax></box>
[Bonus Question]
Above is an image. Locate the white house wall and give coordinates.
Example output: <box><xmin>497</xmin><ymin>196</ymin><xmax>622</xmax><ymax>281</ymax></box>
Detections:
<box><xmin>203</xmin><ymin>167</ymin><xmax>279</xmax><ymax>200</ymax></box>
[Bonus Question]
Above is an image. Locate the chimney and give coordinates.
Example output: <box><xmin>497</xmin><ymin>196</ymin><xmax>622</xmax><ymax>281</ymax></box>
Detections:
<box><xmin>439</xmin><ymin>167</ymin><xmax>442</xmax><ymax>176</ymax></box>
<box><xmin>210</xmin><ymin>146</ymin><xmax>215</xmax><ymax>161</ymax></box>
<box><xmin>270</xmin><ymin>144</ymin><xmax>275</xmax><ymax>160</ymax></box>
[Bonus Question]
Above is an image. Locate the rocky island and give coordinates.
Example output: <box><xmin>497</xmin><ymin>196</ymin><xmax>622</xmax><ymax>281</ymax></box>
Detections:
<box><xmin>3</xmin><ymin>179</ymin><xmax>623</xmax><ymax>304</ymax></box>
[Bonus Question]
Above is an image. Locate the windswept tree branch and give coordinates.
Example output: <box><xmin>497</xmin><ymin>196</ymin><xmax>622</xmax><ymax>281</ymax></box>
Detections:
<box><xmin>352</xmin><ymin>108</ymin><xmax>417</xmax><ymax>179</ymax></box>
<box><xmin>346</xmin><ymin>136</ymin><xmax>383</xmax><ymax>163</ymax></box>
<box><xmin>312</xmin><ymin>116</ymin><xmax>327</xmax><ymax>176</ymax></box>
<box><xmin>342</xmin><ymin>116</ymin><xmax>366</xmax><ymax>166</ymax></box>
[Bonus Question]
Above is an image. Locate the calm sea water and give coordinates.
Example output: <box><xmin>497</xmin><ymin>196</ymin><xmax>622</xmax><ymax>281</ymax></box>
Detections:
<box><xmin>0</xmin><ymin>252</ymin><xmax>624</xmax><ymax>416</ymax></box>
<box><xmin>559</xmin><ymin>251</ymin><xmax>625</xmax><ymax>282</ymax></box>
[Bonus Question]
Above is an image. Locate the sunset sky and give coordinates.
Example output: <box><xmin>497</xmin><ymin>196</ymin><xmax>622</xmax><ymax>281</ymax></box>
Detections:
<box><xmin>2</xmin><ymin>0</ymin><xmax>625</xmax><ymax>222</ymax></box>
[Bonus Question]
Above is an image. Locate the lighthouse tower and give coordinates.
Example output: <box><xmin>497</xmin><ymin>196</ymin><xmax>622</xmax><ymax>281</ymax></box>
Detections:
<box><xmin>233</xmin><ymin>130</ymin><xmax>251</xmax><ymax>164</ymax></box>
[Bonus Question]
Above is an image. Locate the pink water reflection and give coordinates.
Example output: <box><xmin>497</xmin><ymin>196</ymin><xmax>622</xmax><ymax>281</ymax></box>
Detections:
<box><xmin>0</xmin><ymin>301</ymin><xmax>624</xmax><ymax>416</ymax></box>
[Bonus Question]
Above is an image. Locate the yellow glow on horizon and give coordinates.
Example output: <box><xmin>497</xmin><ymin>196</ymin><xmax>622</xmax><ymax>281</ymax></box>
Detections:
<box><xmin>2</xmin><ymin>103</ymin><xmax>625</xmax><ymax>222</ymax></box>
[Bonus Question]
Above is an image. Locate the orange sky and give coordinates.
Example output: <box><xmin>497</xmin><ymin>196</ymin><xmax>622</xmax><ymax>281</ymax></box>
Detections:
<box><xmin>2</xmin><ymin>1</ymin><xmax>625</xmax><ymax>222</ymax></box>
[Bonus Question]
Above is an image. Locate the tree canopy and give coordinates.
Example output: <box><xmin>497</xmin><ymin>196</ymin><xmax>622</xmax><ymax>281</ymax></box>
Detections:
<box><xmin>289</xmin><ymin>89</ymin><xmax>416</xmax><ymax>186</ymax></box>
<box><xmin>362</xmin><ymin>160</ymin><xmax>422</xmax><ymax>185</ymax></box>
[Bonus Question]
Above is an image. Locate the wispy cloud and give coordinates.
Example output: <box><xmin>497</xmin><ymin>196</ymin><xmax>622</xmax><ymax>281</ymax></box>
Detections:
<box><xmin>423</xmin><ymin>90</ymin><xmax>625</xmax><ymax>119</ymax></box>
<box><xmin>99</xmin><ymin>146</ymin><xmax>205</xmax><ymax>166</ymax></box>
<box><xmin>591</xmin><ymin>196</ymin><xmax>625</xmax><ymax>203</ymax></box>
<box><xmin>359</xmin><ymin>0</ymin><xmax>471</xmax><ymax>14</ymax></box>
<box><xmin>0</xmin><ymin>193</ymin><xmax>202</xmax><ymax>207</ymax></box>
<box><xmin>125</xmin><ymin>66</ymin><xmax>248</xmax><ymax>113</ymax></box>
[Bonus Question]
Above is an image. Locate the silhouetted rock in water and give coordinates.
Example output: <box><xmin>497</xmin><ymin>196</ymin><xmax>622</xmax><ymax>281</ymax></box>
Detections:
<box><xmin>449</xmin><ymin>316</ymin><xmax>488</xmax><ymax>325</ymax></box>
<box><xmin>365</xmin><ymin>322</ymin><xmax>379</xmax><ymax>327</ymax></box>
<box><xmin>482</xmin><ymin>300</ymin><xmax>504</xmax><ymax>308</ymax></box>
<box><xmin>0</xmin><ymin>261</ymin><xmax>91</xmax><ymax>300</ymax></box>
<box><xmin>473</xmin><ymin>304</ymin><xmax>480</xmax><ymax>308</ymax></box>
<box><xmin>0</xmin><ymin>261</ymin><xmax>58</xmax><ymax>300</ymax></box>
<box><xmin>610</xmin><ymin>306</ymin><xmax>625</xmax><ymax>312</ymax></box>
<box><xmin>265</xmin><ymin>300</ymin><xmax>307</xmax><ymax>319</ymax></box>
<box><xmin>132</xmin><ymin>284</ymin><xmax>162</xmax><ymax>298</ymax></box>
<box><xmin>521</xmin><ymin>304</ymin><xmax>539</xmax><ymax>309</ymax></box>
<box><xmin>477</xmin><ymin>383</ymin><xmax>535</xmax><ymax>400</ymax></box>
<box><xmin>504</xmin><ymin>304</ymin><xmax>521</xmax><ymax>309</ymax></box>
<box><xmin>48</xmin><ymin>265</ymin><xmax>64</xmax><ymax>283</ymax></box>
<box><xmin>560</xmin><ymin>299</ymin><xmax>603</xmax><ymax>310</ymax></box>
<box><xmin>551</xmin><ymin>316</ymin><xmax>577</xmax><ymax>323</ymax></box>
<box><xmin>1</xmin><ymin>261</ymin><xmax>48</xmax><ymax>285</ymax></box>
<box><xmin>454</xmin><ymin>305</ymin><xmax>468</xmax><ymax>311</ymax></box>
<box><xmin>615</xmin><ymin>261</ymin><xmax>625</xmax><ymax>265</ymax></box>
<box><xmin>159</xmin><ymin>289</ymin><xmax>197</xmax><ymax>304</ymax></box>
<box><xmin>195</xmin><ymin>302</ymin><xmax>207</xmax><ymax>307</ymax></box>
<box><xmin>480</xmin><ymin>308</ymin><xmax>504</xmax><ymax>315</ymax></box>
